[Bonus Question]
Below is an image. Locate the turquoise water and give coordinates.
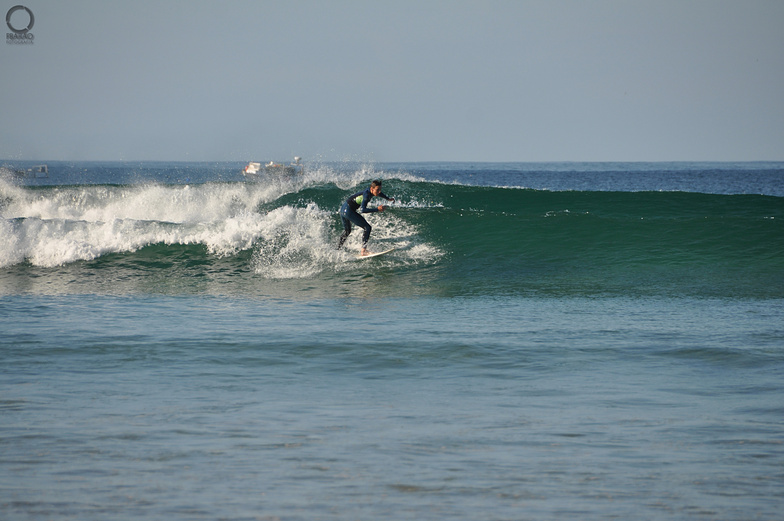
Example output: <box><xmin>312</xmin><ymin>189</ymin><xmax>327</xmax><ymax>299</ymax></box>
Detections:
<box><xmin>1</xmin><ymin>162</ymin><xmax>783</xmax><ymax>519</ymax></box>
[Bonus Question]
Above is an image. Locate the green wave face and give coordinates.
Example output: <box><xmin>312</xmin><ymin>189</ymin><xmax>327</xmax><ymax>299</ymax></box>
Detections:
<box><xmin>2</xmin><ymin>178</ymin><xmax>782</xmax><ymax>298</ymax></box>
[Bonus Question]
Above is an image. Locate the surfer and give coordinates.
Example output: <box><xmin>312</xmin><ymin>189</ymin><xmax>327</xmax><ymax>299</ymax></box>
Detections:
<box><xmin>337</xmin><ymin>180</ymin><xmax>395</xmax><ymax>256</ymax></box>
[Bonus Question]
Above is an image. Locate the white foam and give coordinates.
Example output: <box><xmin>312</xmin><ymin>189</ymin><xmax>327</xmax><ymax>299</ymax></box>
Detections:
<box><xmin>252</xmin><ymin>203</ymin><xmax>339</xmax><ymax>279</ymax></box>
<box><xmin>0</xmin><ymin>175</ymin><xmax>442</xmax><ymax>271</ymax></box>
<box><xmin>251</xmin><ymin>208</ymin><xmax>443</xmax><ymax>280</ymax></box>
<box><xmin>0</xmin><ymin>181</ymin><xmax>278</xmax><ymax>267</ymax></box>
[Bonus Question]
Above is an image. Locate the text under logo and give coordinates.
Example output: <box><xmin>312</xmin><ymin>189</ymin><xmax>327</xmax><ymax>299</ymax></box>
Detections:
<box><xmin>6</xmin><ymin>5</ymin><xmax>35</xmax><ymax>44</ymax></box>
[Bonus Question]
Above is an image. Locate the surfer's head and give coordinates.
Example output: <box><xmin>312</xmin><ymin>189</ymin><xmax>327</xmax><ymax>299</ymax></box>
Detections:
<box><xmin>370</xmin><ymin>179</ymin><xmax>382</xmax><ymax>196</ymax></box>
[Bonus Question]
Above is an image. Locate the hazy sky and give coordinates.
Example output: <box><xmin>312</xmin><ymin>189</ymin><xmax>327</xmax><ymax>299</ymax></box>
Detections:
<box><xmin>2</xmin><ymin>0</ymin><xmax>783</xmax><ymax>162</ymax></box>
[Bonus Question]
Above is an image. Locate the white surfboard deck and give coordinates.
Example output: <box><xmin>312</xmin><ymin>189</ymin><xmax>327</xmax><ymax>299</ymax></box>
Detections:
<box><xmin>357</xmin><ymin>247</ymin><xmax>395</xmax><ymax>259</ymax></box>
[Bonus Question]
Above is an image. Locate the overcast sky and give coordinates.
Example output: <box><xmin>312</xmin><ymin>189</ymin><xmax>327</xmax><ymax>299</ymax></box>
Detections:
<box><xmin>2</xmin><ymin>0</ymin><xmax>783</xmax><ymax>162</ymax></box>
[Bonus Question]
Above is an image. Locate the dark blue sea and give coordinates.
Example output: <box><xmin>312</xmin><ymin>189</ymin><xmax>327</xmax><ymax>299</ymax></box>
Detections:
<box><xmin>2</xmin><ymin>161</ymin><xmax>783</xmax><ymax>520</ymax></box>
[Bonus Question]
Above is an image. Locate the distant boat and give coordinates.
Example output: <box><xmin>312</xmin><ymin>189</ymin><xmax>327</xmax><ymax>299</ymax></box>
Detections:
<box><xmin>8</xmin><ymin>164</ymin><xmax>49</xmax><ymax>178</ymax></box>
<box><xmin>243</xmin><ymin>157</ymin><xmax>303</xmax><ymax>176</ymax></box>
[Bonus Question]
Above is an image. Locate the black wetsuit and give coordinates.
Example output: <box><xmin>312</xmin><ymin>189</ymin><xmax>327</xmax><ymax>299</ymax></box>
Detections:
<box><xmin>337</xmin><ymin>187</ymin><xmax>392</xmax><ymax>249</ymax></box>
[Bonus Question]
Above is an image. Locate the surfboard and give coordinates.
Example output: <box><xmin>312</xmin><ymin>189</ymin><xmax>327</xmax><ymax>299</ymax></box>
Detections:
<box><xmin>357</xmin><ymin>247</ymin><xmax>395</xmax><ymax>259</ymax></box>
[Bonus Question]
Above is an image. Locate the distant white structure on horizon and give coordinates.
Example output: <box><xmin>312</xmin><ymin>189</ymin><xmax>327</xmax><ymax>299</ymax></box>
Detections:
<box><xmin>243</xmin><ymin>157</ymin><xmax>302</xmax><ymax>176</ymax></box>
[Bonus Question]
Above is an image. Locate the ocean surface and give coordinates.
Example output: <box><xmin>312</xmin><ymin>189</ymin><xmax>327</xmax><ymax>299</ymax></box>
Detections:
<box><xmin>1</xmin><ymin>160</ymin><xmax>783</xmax><ymax>520</ymax></box>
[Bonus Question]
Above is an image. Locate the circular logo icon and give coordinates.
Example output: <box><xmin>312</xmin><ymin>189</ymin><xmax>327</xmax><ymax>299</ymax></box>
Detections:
<box><xmin>6</xmin><ymin>5</ymin><xmax>34</xmax><ymax>34</ymax></box>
